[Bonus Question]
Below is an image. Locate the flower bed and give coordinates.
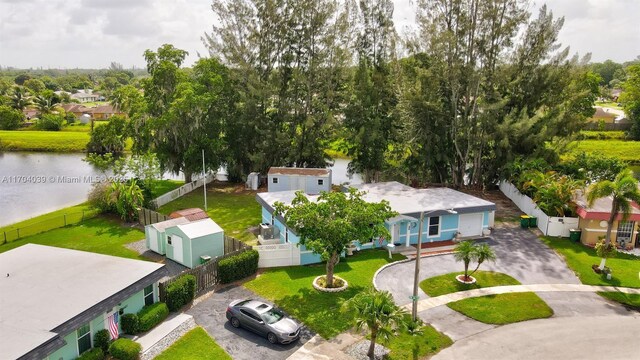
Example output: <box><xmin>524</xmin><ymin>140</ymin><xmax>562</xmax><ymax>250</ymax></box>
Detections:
<box><xmin>313</xmin><ymin>275</ymin><xmax>348</xmax><ymax>292</ymax></box>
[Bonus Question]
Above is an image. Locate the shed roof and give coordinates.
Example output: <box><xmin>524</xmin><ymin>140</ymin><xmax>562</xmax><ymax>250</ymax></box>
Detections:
<box><xmin>175</xmin><ymin>218</ymin><xmax>223</xmax><ymax>238</ymax></box>
<box><xmin>0</xmin><ymin>244</ymin><xmax>165</xmax><ymax>359</ymax></box>
<box><xmin>268</xmin><ymin>167</ymin><xmax>331</xmax><ymax>177</ymax></box>
<box><xmin>169</xmin><ymin>208</ymin><xmax>209</xmax><ymax>221</ymax></box>
<box><xmin>151</xmin><ymin>216</ymin><xmax>191</xmax><ymax>232</ymax></box>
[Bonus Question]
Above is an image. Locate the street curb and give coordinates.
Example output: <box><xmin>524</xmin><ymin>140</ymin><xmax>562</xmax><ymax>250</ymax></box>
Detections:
<box><xmin>372</xmin><ymin>251</ymin><xmax>455</xmax><ymax>291</ymax></box>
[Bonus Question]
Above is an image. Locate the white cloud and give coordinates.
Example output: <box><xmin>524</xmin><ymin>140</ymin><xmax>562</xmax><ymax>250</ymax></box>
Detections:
<box><xmin>0</xmin><ymin>0</ymin><xmax>637</xmax><ymax>68</ymax></box>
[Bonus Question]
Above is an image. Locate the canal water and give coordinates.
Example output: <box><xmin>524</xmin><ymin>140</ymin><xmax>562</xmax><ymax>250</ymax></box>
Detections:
<box><xmin>0</xmin><ymin>153</ymin><xmax>362</xmax><ymax>227</ymax></box>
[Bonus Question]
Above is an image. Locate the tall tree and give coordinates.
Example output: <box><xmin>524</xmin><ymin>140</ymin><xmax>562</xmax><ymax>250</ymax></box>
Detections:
<box><xmin>344</xmin><ymin>0</ymin><xmax>398</xmax><ymax>183</ymax></box>
<box><xmin>9</xmin><ymin>86</ymin><xmax>32</xmax><ymax>111</ymax></box>
<box><xmin>621</xmin><ymin>64</ymin><xmax>640</xmax><ymax>140</ymax></box>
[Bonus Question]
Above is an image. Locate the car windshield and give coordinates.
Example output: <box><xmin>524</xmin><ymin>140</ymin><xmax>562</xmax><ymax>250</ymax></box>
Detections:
<box><xmin>260</xmin><ymin>308</ymin><xmax>284</xmax><ymax>324</ymax></box>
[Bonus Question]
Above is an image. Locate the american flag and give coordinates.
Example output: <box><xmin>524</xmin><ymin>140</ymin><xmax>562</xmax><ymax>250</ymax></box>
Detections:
<box><xmin>108</xmin><ymin>312</ymin><xmax>119</xmax><ymax>340</ymax></box>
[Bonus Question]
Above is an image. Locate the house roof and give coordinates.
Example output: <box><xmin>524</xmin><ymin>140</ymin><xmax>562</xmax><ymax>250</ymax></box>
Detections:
<box><xmin>268</xmin><ymin>167</ymin><xmax>331</xmax><ymax>177</ymax></box>
<box><xmin>574</xmin><ymin>189</ymin><xmax>640</xmax><ymax>221</ymax></box>
<box><xmin>257</xmin><ymin>181</ymin><xmax>496</xmax><ymax>219</ymax></box>
<box><xmin>175</xmin><ymin>218</ymin><xmax>223</xmax><ymax>238</ymax></box>
<box><xmin>60</xmin><ymin>103</ymin><xmax>90</xmax><ymax>113</ymax></box>
<box><xmin>89</xmin><ymin>104</ymin><xmax>120</xmax><ymax>115</ymax></box>
<box><xmin>150</xmin><ymin>217</ymin><xmax>191</xmax><ymax>232</ymax></box>
<box><xmin>0</xmin><ymin>244</ymin><xmax>166</xmax><ymax>359</ymax></box>
<box><xmin>169</xmin><ymin>208</ymin><xmax>209</xmax><ymax>221</ymax></box>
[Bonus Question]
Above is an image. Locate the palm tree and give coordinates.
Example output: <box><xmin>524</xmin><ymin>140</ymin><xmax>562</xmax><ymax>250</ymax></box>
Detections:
<box><xmin>34</xmin><ymin>94</ymin><xmax>61</xmax><ymax>115</ymax></box>
<box><xmin>454</xmin><ymin>241</ymin><xmax>476</xmax><ymax>281</ymax></box>
<box><xmin>587</xmin><ymin>169</ymin><xmax>640</xmax><ymax>269</ymax></box>
<box><xmin>10</xmin><ymin>86</ymin><xmax>32</xmax><ymax>111</ymax></box>
<box><xmin>469</xmin><ymin>243</ymin><xmax>496</xmax><ymax>276</ymax></box>
<box><xmin>342</xmin><ymin>288</ymin><xmax>408</xmax><ymax>359</ymax></box>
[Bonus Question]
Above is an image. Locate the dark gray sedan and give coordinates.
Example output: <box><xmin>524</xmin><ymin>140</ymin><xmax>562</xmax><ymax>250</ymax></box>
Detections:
<box><xmin>226</xmin><ymin>299</ymin><xmax>301</xmax><ymax>344</ymax></box>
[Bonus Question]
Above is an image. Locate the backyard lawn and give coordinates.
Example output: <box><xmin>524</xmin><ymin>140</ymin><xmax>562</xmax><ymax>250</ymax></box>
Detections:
<box><xmin>155</xmin><ymin>327</ymin><xmax>231</xmax><ymax>360</ymax></box>
<box><xmin>597</xmin><ymin>292</ymin><xmax>640</xmax><ymax>309</ymax></box>
<box><xmin>158</xmin><ymin>183</ymin><xmax>261</xmax><ymax>243</ymax></box>
<box><xmin>151</xmin><ymin>179</ymin><xmax>184</xmax><ymax>198</ymax></box>
<box><xmin>569</xmin><ymin>139</ymin><xmax>640</xmax><ymax>163</ymax></box>
<box><xmin>383</xmin><ymin>325</ymin><xmax>453</xmax><ymax>360</ymax></box>
<box><xmin>0</xmin><ymin>130</ymin><xmax>90</xmax><ymax>152</ymax></box>
<box><xmin>0</xmin><ymin>216</ymin><xmax>144</xmax><ymax>260</ymax></box>
<box><xmin>541</xmin><ymin>236</ymin><xmax>640</xmax><ymax>288</ymax></box>
<box><xmin>420</xmin><ymin>271</ymin><xmax>553</xmax><ymax>325</ymax></box>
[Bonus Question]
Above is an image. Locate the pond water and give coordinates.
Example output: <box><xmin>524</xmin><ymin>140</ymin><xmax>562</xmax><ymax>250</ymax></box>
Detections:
<box><xmin>0</xmin><ymin>153</ymin><xmax>361</xmax><ymax>227</ymax></box>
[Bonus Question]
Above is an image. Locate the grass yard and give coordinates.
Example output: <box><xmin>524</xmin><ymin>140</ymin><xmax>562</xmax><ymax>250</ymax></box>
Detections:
<box><xmin>597</xmin><ymin>292</ymin><xmax>640</xmax><ymax>309</ymax></box>
<box><xmin>155</xmin><ymin>327</ymin><xmax>231</xmax><ymax>360</ymax></box>
<box><xmin>151</xmin><ymin>179</ymin><xmax>184</xmax><ymax>198</ymax></box>
<box><xmin>382</xmin><ymin>325</ymin><xmax>453</xmax><ymax>360</ymax></box>
<box><xmin>420</xmin><ymin>271</ymin><xmax>553</xmax><ymax>325</ymax></box>
<box><xmin>245</xmin><ymin>250</ymin><xmax>405</xmax><ymax>339</ymax></box>
<box><xmin>0</xmin><ymin>203</ymin><xmax>94</xmax><ymax>235</ymax></box>
<box><xmin>569</xmin><ymin>139</ymin><xmax>640</xmax><ymax>164</ymax></box>
<box><xmin>420</xmin><ymin>271</ymin><xmax>521</xmax><ymax>297</ymax></box>
<box><xmin>158</xmin><ymin>183</ymin><xmax>260</xmax><ymax>243</ymax></box>
<box><xmin>579</xmin><ymin>131</ymin><xmax>626</xmax><ymax>140</ymax></box>
<box><xmin>0</xmin><ymin>216</ymin><xmax>144</xmax><ymax>260</ymax></box>
<box><xmin>595</xmin><ymin>101</ymin><xmax>624</xmax><ymax>110</ymax></box>
<box><xmin>448</xmin><ymin>293</ymin><xmax>553</xmax><ymax>325</ymax></box>
<box><xmin>0</xmin><ymin>130</ymin><xmax>90</xmax><ymax>152</ymax></box>
<box><xmin>541</xmin><ymin>236</ymin><xmax>640</xmax><ymax>288</ymax></box>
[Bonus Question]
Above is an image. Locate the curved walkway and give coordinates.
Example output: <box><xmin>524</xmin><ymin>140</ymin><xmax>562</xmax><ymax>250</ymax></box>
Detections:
<box><xmin>402</xmin><ymin>283</ymin><xmax>640</xmax><ymax>312</ymax></box>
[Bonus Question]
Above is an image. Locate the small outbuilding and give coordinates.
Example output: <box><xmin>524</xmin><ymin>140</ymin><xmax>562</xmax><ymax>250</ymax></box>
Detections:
<box><xmin>145</xmin><ymin>217</ymin><xmax>225</xmax><ymax>268</ymax></box>
<box><xmin>268</xmin><ymin>167</ymin><xmax>331</xmax><ymax>194</ymax></box>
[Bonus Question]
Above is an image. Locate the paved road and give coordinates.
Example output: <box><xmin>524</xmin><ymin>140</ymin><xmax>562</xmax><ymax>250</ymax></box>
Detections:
<box><xmin>433</xmin><ymin>314</ymin><xmax>640</xmax><ymax>360</ymax></box>
<box><xmin>187</xmin><ymin>285</ymin><xmax>314</xmax><ymax>360</ymax></box>
<box><xmin>376</xmin><ymin>225</ymin><xmax>580</xmax><ymax>305</ymax></box>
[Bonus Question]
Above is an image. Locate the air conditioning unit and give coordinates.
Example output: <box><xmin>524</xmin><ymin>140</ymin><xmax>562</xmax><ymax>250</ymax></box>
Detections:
<box><xmin>260</xmin><ymin>224</ymin><xmax>275</xmax><ymax>239</ymax></box>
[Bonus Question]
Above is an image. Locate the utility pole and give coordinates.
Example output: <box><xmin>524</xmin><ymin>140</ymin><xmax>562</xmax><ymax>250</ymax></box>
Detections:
<box><xmin>202</xmin><ymin>149</ymin><xmax>207</xmax><ymax>210</ymax></box>
<box><xmin>411</xmin><ymin>211</ymin><xmax>424</xmax><ymax>321</ymax></box>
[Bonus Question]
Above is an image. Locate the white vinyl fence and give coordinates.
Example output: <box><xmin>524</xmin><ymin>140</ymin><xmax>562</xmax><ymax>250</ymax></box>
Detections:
<box><xmin>151</xmin><ymin>173</ymin><xmax>216</xmax><ymax>208</ymax></box>
<box><xmin>255</xmin><ymin>243</ymin><xmax>301</xmax><ymax>268</ymax></box>
<box><xmin>499</xmin><ymin>181</ymin><xmax>578</xmax><ymax>237</ymax></box>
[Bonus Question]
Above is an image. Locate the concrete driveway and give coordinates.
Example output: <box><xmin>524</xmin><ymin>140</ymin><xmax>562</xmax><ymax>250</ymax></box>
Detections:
<box><xmin>186</xmin><ymin>285</ymin><xmax>314</xmax><ymax>360</ymax></box>
<box><xmin>376</xmin><ymin>225</ymin><xmax>581</xmax><ymax>305</ymax></box>
<box><xmin>433</xmin><ymin>314</ymin><xmax>640</xmax><ymax>360</ymax></box>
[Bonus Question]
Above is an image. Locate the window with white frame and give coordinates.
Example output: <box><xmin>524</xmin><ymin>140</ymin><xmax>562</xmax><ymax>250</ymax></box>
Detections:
<box><xmin>317</xmin><ymin>179</ymin><xmax>324</xmax><ymax>186</ymax></box>
<box><xmin>616</xmin><ymin>221</ymin><xmax>635</xmax><ymax>241</ymax></box>
<box><xmin>272</xmin><ymin>177</ymin><xmax>279</xmax><ymax>184</ymax></box>
<box><xmin>76</xmin><ymin>323</ymin><xmax>91</xmax><ymax>355</ymax></box>
<box><xmin>144</xmin><ymin>284</ymin><xmax>154</xmax><ymax>306</ymax></box>
<box><xmin>428</xmin><ymin>217</ymin><xmax>440</xmax><ymax>236</ymax></box>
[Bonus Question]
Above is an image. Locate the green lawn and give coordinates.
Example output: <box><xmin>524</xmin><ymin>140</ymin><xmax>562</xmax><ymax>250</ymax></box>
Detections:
<box><xmin>0</xmin><ymin>130</ymin><xmax>90</xmax><ymax>152</ymax></box>
<box><xmin>383</xmin><ymin>325</ymin><xmax>453</xmax><ymax>360</ymax></box>
<box><xmin>245</xmin><ymin>250</ymin><xmax>405</xmax><ymax>338</ymax></box>
<box><xmin>541</xmin><ymin>236</ymin><xmax>640</xmax><ymax>288</ymax></box>
<box><xmin>158</xmin><ymin>184</ymin><xmax>260</xmax><ymax>243</ymax></box>
<box><xmin>597</xmin><ymin>292</ymin><xmax>640</xmax><ymax>309</ymax></box>
<box><xmin>155</xmin><ymin>327</ymin><xmax>231</xmax><ymax>360</ymax></box>
<box><xmin>0</xmin><ymin>216</ymin><xmax>144</xmax><ymax>259</ymax></box>
<box><xmin>420</xmin><ymin>271</ymin><xmax>553</xmax><ymax>325</ymax></box>
<box><xmin>420</xmin><ymin>271</ymin><xmax>521</xmax><ymax>297</ymax></box>
<box><xmin>151</xmin><ymin>179</ymin><xmax>184</xmax><ymax>198</ymax></box>
<box><xmin>569</xmin><ymin>139</ymin><xmax>640</xmax><ymax>164</ymax></box>
<box><xmin>595</xmin><ymin>101</ymin><xmax>623</xmax><ymax>110</ymax></box>
<box><xmin>448</xmin><ymin>293</ymin><xmax>554</xmax><ymax>325</ymax></box>
<box><xmin>579</xmin><ymin>131</ymin><xmax>626</xmax><ymax>140</ymax></box>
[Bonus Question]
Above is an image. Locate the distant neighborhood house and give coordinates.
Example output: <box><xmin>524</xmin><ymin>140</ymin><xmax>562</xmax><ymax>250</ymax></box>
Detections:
<box><xmin>268</xmin><ymin>167</ymin><xmax>332</xmax><ymax>194</ymax></box>
<box><xmin>70</xmin><ymin>89</ymin><xmax>100</xmax><ymax>103</ymax></box>
<box><xmin>0</xmin><ymin>244</ymin><xmax>167</xmax><ymax>360</ymax></box>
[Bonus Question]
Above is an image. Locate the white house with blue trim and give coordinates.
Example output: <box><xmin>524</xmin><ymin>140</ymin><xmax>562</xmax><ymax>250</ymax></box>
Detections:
<box><xmin>254</xmin><ymin>181</ymin><xmax>496</xmax><ymax>267</ymax></box>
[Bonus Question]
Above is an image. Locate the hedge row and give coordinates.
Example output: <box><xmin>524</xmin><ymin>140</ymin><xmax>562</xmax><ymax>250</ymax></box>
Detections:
<box><xmin>218</xmin><ymin>249</ymin><xmax>259</xmax><ymax>284</ymax></box>
<box><xmin>121</xmin><ymin>302</ymin><xmax>169</xmax><ymax>335</ymax></box>
<box><xmin>77</xmin><ymin>348</ymin><xmax>105</xmax><ymax>360</ymax></box>
<box><xmin>166</xmin><ymin>274</ymin><xmax>196</xmax><ymax>312</ymax></box>
<box><xmin>109</xmin><ymin>338</ymin><xmax>141</xmax><ymax>360</ymax></box>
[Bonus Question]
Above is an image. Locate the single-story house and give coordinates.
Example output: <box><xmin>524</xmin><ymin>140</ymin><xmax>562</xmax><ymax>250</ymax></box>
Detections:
<box><xmin>255</xmin><ymin>181</ymin><xmax>496</xmax><ymax>266</ymax></box>
<box><xmin>574</xmin><ymin>191</ymin><xmax>640</xmax><ymax>249</ymax></box>
<box><xmin>70</xmin><ymin>90</ymin><xmax>100</xmax><ymax>103</ymax></box>
<box><xmin>60</xmin><ymin>103</ymin><xmax>91</xmax><ymax>118</ymax></box>
<box><xmin>89</xmin><ymin>104</ymin><xmax>122</xmax><ymax>120</ymax></box>
<box><xmin>0</xmin><ymin>244</ymin><xmax>167</xmax><ymax>360</ymax></box>
<box><xmin>268</xmin><ymin>167</ymin><xmax>332</xmax><ymax>194</ymax></box>
<box><xmin>145</xmin><ymin>217</ymin><xmax>225</xmax><ymax>268</ymax></box>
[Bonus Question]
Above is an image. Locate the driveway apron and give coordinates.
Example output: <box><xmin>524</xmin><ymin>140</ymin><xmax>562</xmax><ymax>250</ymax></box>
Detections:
<box><xmin>187</xmin><ymin>285</ymin><xmax>314</xmax><ymax>360</ymax></box>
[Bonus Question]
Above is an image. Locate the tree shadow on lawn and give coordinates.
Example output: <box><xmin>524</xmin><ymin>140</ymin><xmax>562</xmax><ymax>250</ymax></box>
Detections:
<box><xmin>82</xmin><ymin>215</ymin><xmax>141</xmax><ymax>237</ymax></box>
<box><xmin>283</xmin><ymin>263</ymin><xmax>354</xmax><ymax>280</ymax></box>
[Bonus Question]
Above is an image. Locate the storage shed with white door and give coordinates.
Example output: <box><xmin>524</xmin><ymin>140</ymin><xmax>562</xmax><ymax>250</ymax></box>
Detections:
<box><xmin>267</xmin><ymin>167</ymin><xmax>331</xmax><ymax>194</ymax></box>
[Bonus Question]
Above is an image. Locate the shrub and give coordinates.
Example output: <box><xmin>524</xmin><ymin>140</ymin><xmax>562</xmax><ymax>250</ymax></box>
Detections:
<box><xmin>93</xmin><ymin>329</ymin><xmax>111</xmax><ymax>354</ymax></box>
<box><xmin>218</xmin><ymin>249</ymin><xmax>259</xmax><ymax>284</ymax></box>
<box><xmin>77</xmin><ymin>348</ymin><xmax>104</xmax><ymax>360</ymax></box>
<box><xmin>0</xmin><ymin>105</ymin><xmax>24</xmax><ymax>130</ymax></box>
<box><xmin>87</xmin><ymin>115</ymin><xmax>127</xmax><ymax>155</ymax></box>
<box><xmin>121</xmin><ymin>313</ymin><xmax>140</xmax><ymax>335</ymax></box>
<box><xmin>108</xmin><ymin>338</ymin><xmax>141</xmax><ymax>360</ymax></box>
<box><xmin>137</xmin><ymin>302</ymin><xmax>169</xmax><ymax>332</ymax></box>
<box><xmin>36</xmin><ymin>113</ymin><xmax>64</xmax><ymax>131</ymax></box>
<box><xmin>165</xmin><ymin>274</ymin><xmax>196</xmax><ymax>312</ymax></box>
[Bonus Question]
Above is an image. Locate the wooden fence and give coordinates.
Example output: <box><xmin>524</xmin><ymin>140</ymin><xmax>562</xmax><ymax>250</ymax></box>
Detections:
<box><xmin>138</xmin><ymin>208</ymin><xmax>169</xmax><ymax>226</ymax></box>
<box><xmin>159</xmin><ymin>236</ymin><xmax>252</xmax><ymax>300</ymax></box>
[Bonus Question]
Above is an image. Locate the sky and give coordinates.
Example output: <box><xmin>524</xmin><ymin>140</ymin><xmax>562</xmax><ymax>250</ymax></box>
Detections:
<box><xmin>0</xmin><ymin>0</ymin><xmax>638</xmax><ymax>69</ymax></box>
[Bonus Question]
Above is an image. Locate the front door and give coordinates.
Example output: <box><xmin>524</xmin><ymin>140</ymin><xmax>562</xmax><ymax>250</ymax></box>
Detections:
<box><xmin>392</xmin><ymin>224</ymin><xmax>400</xmax><ymax>244</ymax></box>
<box><xmin>615</xmin><ymin>221</ymin><xmax>634</xmax><ymax>247</ymax></box>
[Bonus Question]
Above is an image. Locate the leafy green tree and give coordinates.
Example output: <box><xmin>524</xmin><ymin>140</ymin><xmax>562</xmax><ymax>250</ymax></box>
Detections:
<box><xmin>342</xmin><ymin>288</ymin><xmax>408</xmax><ymax>359</ymax></box>
<box><xmin>621</xmin><ymin>64</ymin><xmax>640</xmax><ymax>140</ymax></box>
<box><xmin>0</xmin><ymin>105</ymin><xmax>25</xmax><ymax>130</ymax></box>
<box><xmin>454</xmin><ymin>241</ymin><xmax>496</xmax><ymax>281</ymax></box>
<box><xmin>34</xmin><ymin>91</ymin><xmax>61</xmax><ymax>115</ymax></box>
<box><xmin>23</xmin><ymin>78</ymin><xmax>46</xmax><ymax>94</ymax></box>
<box><xmin>106</xmin><ymin>181</ymin><xmax>145</xmax><ymax>222</ymax></box>
<box><xmin>35</xmin><ymin>113</ymin><xmax>65</xmax><ymax>131</ymax></box>
<box><xmin>275</xmin><ymin>189</ymin><xmax>397</xmax><ymax>288</ymax></box>
<box><xmin>557</xmin><ymin>152</ymin><xmax>628</xmax><ymax>183</ymax></box>
<box><xmin>586</xmin><ymin>169</ymin><xmax>640</xmax><ymax>269</ymax></box>
<box><xmin>87</xmin><ymin>115</ymin><xmax>128</xmax><ymax>155</ymax></box>
<box><xmin>590</xmin><ymin>60</ymin><xmax>625</xmax><ymax>87</ymax></box>
<box><xmin>14</xmin><ymin>73</ymin><xmax>31</xmax><ymax>85</ymax></box>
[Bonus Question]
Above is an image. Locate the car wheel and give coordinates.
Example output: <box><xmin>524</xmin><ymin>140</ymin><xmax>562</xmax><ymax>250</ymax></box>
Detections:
<box><xmin>267</xmin><ymin>332</ymin><xmax>278</xmax><ymax>344</ymax></box>
<box><xmin>230</xmin><ymin>317</ymin><xmax>241</xmax><ymax>328</ymax></box>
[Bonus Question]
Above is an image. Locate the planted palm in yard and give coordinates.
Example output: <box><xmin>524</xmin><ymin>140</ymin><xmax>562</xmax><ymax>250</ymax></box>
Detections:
<box><xmin>453</xmin><ymin>241</ymin><xmax>496</xmax><ymax>283</ymax></box>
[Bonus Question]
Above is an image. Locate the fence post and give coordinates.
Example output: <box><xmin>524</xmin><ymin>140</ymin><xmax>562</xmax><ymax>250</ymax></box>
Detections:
<box><xmin>16</xmin><ymin>228</ymin><xmax>20</xmax><ymax>239</ymax></box>
<box><xmin>64</xmin><ymin>214</ymin><xmax>67</xmax><ymax>226</ymax></box>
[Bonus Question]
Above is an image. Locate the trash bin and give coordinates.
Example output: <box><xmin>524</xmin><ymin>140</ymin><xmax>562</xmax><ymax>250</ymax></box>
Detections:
<box><xmin>528</xmin><ymin>216</ymin><xmax>538</xmax><ymax>227</ymax></box>
<box><xmin>520</xmin><ymin>215</ymin><xmax>530</xmax><ymax>228</ymax></box>
<box><xmin>569</xmin><ymin>229</ymin><xmax>582</xmax><ymax>243</ymax></box>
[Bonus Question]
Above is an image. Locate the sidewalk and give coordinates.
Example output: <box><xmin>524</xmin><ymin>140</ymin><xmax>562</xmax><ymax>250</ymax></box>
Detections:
<box><xmin>135</xmin><ymin>313</ymin><xmax>196</xmax><ymax>360</ymax></box>
<box><xmin>286</xmin><ymin>332</ymin><xmax>361</xmax><ymax>360</ymax></box>
<box><xmin>403</xmin><ymin>284</ymin><xmax>640</xmax><ymax>312</ymax></box>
